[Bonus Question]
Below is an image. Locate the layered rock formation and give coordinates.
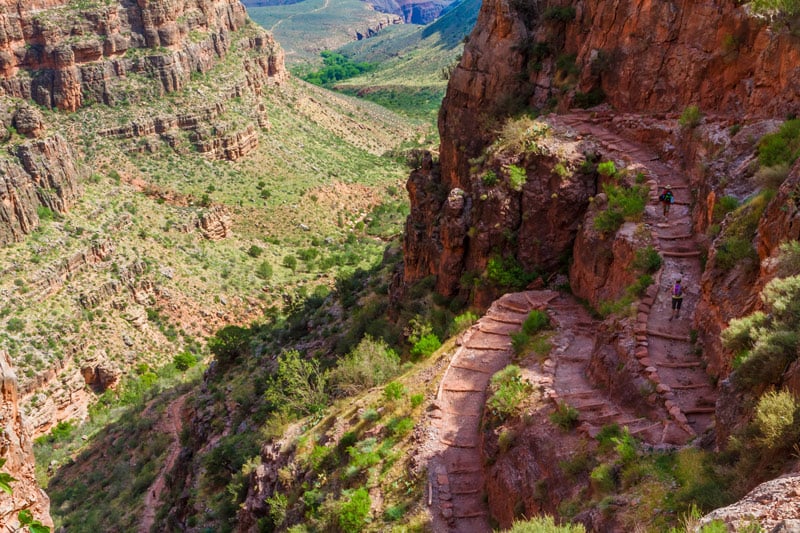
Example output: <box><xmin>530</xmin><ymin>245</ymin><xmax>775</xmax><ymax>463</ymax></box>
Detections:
<box><xmin>0</xmin><ymin>351</ymin><xmax>52</xmax><ymax>529</ymax></box>
<box><xmin>0</xmin><ymin>132</ymin><xmax>82</xmax><ymax>246</ymax></box>
<box><xmin>0</xmin><ymin>0</ymin><xmax>286</xmax><ymax>111</ymax></box>
<box><xmin>367</xmin><ymin>0</ymin><xmax>457</xmax><ymax>24</ymax></box>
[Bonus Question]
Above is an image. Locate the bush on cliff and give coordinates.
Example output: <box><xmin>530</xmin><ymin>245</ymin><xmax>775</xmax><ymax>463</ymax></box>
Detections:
<box><xmin>758</xmin><ymin>118</ymin><xmax>800</xmax><ymax>167</ymax></box>
<box><xmin>593</xmin><ymin>183</ymin><xmax>647</xmax><ymax>234</ymax></box>
<box><xmin>327</xmin><ymin>336</ymin><xmax>400</xmax><ymax>397</ymax></box>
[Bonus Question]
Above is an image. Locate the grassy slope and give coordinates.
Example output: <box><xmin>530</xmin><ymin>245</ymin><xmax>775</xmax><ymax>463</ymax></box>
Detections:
<box><xmin>332</xmin><ymin>0</ymin><xmax>480</xmax><ymax>121</ymax></box>
<box><xmin>246</xmin><ymin>0</ymin><xmax>395</xmax><ymax>70</ymax></box>
<box><xmin>18</xmin><ymin>22</ymin><xmax>420</xmax><ymax>516</ymax></box>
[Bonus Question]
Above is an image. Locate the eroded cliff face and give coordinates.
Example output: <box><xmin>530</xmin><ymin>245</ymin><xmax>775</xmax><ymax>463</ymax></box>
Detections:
<box><xmin>0</xmin><ymin>351</ymin><xmax>52</xmax><ymax>529</ymax></box>
<box><xmin>404</xmin><ymin>0</ymin><xmax>800</xmax><ymax>297</ymax></box>
<box><xmin>0</xmin><ymin>101</ymin><xmax>82</xmax><ymax>246</ymax></box>
<box><xmin>0</xmin><ymin>0</ymin><xmax>285</xmax><ymax>111</ymax></box>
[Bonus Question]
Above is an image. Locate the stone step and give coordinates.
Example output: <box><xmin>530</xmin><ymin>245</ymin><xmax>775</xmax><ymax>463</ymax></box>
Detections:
<box><xmin>661</xmin><ymin>250</ymin><xmax>701</xmax><ymax>258</ymax></box>
<box><xmin>463</xmin><ymin>341</ymin><xmax>509</xmax><ymax>351</ymax></box>
<box><xmin>684</xmin><ymin>407</ymin><xmax>716</xmax><ymax>415</ymax></box>
<box><xmin>658</xmin><ymin>233</ymin><xmax>694</xmax><ymax>241</ymax></box>
<box><xmin>648</xmin><ymin>330</ymin><xmax>691</xmax><ymax>342</ymax></box>
<box><xmin>451</xmin><ymin>363</ymin><xmax>492</xmax><ymax>375</ymax></box>
<box><xmin>454</xmin><ymin>511</ymin><xmax>488</xmax><ymax>519</ymax></box>
<box><xmin>496</xmin><ymin>301</ymin><xmax>530</xmax><ymax>315</ymax></box>
<box><xmin>657</xmin><ymin>361</ymin><xmax>702</xmax><ymax>369</ymax></box>
<box><xmin>630</xmin><ymin>421</ymin><xmax>664</xmax><ymax>435</ymax></box>
<box><xmin>442</xmin><ymin>386</ymin><xmax>485</xmax><ymax>393</ymax></box>
<box><xmin>485</xmin><ymin>314</ymin><xmax>524</xmax><ymax>325</ymax></box>
<box><xmin>440</xmin><ymin>437</ymin><xmax>478</xmax><ymax>449</ymax></box>
<box><xmin>670</xmin><ymin>383</ymin><xmax>713</xmax><ymax>390</ymax></box>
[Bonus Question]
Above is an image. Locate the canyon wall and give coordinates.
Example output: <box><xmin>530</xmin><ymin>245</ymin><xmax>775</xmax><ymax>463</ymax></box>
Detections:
<box><xmin>0</xmin><ymin>0</ymin><xmax>285</xmax><ymax>110</ymax></box>
<box><xmin>404</xmin><ymin>0</ymin><xmax>800</xmax><ymax>296</ymax></box>
<box><xmin>0</xmin><ymin>351</ymin><xmax>52</xmax><ymax>529</ymax></box>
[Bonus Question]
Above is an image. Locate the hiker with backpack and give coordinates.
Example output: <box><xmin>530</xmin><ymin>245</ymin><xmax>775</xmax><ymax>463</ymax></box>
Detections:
<box><xmin>659</xmin><ymin>185</ymin><xmax>674</xmax><ymax>217</ymax></box>
<box><xmin>670</xmin><ymin>278</ymin><xmax>683</xmax><ymax>320</ymax></box>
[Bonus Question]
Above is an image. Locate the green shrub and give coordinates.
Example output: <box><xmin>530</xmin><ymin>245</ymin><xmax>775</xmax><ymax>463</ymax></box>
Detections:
<box><xmin>410</xmin><ymin>393</ymin><xmax>424</xmax><ymax>408</ymax></box>
<box><xmin>776</xmin><ymin>240</ymin><xmax>800</xmax><ymax>277</ymax></box>
<box><xmin>679</xmin><ymin>105</ymin><xmax>702</xmax><ymax>128</ymax></box>
<box><xmin>37</xmin><ymin>205</ymin><xmax>55</xmax><ymax>221</ymax></box>
<box><xmin>263</xmin><ymin>350</ymin><xmax>328</xmax><ymax>417</ymax></box>
<box><xmin>6</xmin><ymin>318</ymin><xmax>24</xmax><ymax>332</ymax></box>
<box><xmin>510</xmin><ymin>331</ymin><xmax>530</xmax><ymax>355</ymax></box>
<box><xmin>208</xmin><ymin>325</ymin><xmax>250</xmax><ymax>366</ymax></box>
<box><xmin>383</xmin><ymin>381</ymin><xmax>406</xmax><ymax>401</ymax></box>
<box><xmin>550</xmin><ymin>402</ymin><xmax>579</xmax><ymax>430</ymax></box>
<box><xmin>713</xmin><ymin>195</ymin><xmax>740</xmax><ymax>223</ymax></box>
<box><xmin>256</xmin><ymin>260</ymin><xmax>273</xmax><ymax>280</ymax></box>
<box><xmin>411</xmin><ymin>333</ymin><xmax>441</xmax><ymax>358</ymax></box>
<box><xmin>715</xmin><ymin>236</ymin><xmax>757</xmax><ymax>271</ymax></box>
<box><xmin>338</xmin><ymin>487</ymin><xmax>371</xmax><ymax>533</ymax></box>
<box><xmin>482</xmin><ymin>170</ymin><xmax>498</xmax><ymax>186</ymax></box>
<box><xmin>386</xmin><ymin>416</ymin><xmax>414</xmax><ymax>437</ymax></box>
<box><xmin>303</xmin><ymin>51</ymin><xmax>376</xmax><ymax>86</ymax></box>
<box><xmin>700</xmin><ymin>521</ymin><xmax>728</xmax><ymax>533</ymax></box>
<box><xmin>595</xmin><ymin>423</ymin><xmax>622</xmax><ymax>452</ymax></box>
<box><xmin>487</xmin><ymin>365</ymin><xmax>532</xmax><ymax>421</ymax></box>
<box><xmin>452</xmin><ymin>311</ymin><xmax>479</xmax><ymax>333</ymax></box>
<box><xmin>573</xmin><ymin>88</ymin><xmax>605</xmax><ymax>109</ymax></box>
<box><xmin>597</xmin><ymin>161</ymin><xmax>616</xmax><ymax>177</ymax></box>
<box><xmin>613</xmin><ymin>428</ymin><xmax>638</xmax><ymax>464</ymax></box>
<box><xmin>173</xmin><ymin>352</ymin><xmax>198</xmax><ymax>371</ymax></box>
<box><xmin>758</xmin><ymin>119</ymin><xmax>800</xmax><ymax>167</ymax></box>
<box><xmin>594</xmin><ymin>183</ymin><xmax>648</xmax><ymax>234</ymax></box>
<box><xmin>632</xmin><ymin>246</ymin><xmax>662</xmax><ymax>274</ymax></box>
<box><xmin>282</xmin><ymin>255</ymin><xmax>298</xmax><ymax>272</ymax></box>
<box><xmin>754</xmin><ymin>388</ymin><xmax>800</xmax><ymax>450</ymax></box>
<box><xmin>327</xmin><ymin>336</ymin><xmax>400</xmax><ymax>397</ymax></box>
<box><xmin>523</xmin><ymin>310</ymin><xmax>550</xmax><ymax>335</ymax></box>
<box><xmin>247</xmin><ymin>245</ymin><xmax>263</xmax><ymax>258</ymax></box>
<box><xmin>508</xmin><ymin>515</ymin><xmax>586</xmax><ymax>532</ymax></box>
<box><xmin>508</xmin><ymin>164</ymin><xmax>528</xmax><ymax>191</ymax></box>
<box><xmin>486</xmin><ymin>256</ymin><xmax>538</xmax><ymax>289</ymax></box>
<box><xmin>590</xmin><ymin>463</ymin><xmax>616</xmax><ymax>494</ymax></box>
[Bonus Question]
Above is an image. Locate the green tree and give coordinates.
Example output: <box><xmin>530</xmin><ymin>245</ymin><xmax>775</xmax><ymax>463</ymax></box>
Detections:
<box><xmin>264</xmin><ymin>350</ymin><xmax>328</xmax><ymax>417</ymax></box>
<box><xmin>208</xmin><ymin>325</ymin><xmax>250</xmax><ymax>367</ymax></box>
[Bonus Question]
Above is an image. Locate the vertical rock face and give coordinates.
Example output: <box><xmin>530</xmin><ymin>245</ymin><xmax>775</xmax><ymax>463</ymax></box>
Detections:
<box><xmin>0</xmin><ymin>351</ymin><xmax>52</xmax><ymax>529</ymax></box>
<box><xmin>0</xmin><ymin>134</ymin><xmax>82</xmax><ymax>246</ymax></box>
<box><xmin>404</xmin><ymin>0</ymin><xmax>800</xmax><ymax>296</ymax></box>
<box><xmin>0</xmin><ymin>0</ymin><xmax>285</xmax><ymax>110</ymax></box>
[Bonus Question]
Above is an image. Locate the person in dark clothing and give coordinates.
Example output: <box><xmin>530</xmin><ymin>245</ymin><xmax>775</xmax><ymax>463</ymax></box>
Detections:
<box><xmin>659</xmin><ymin>185</ymin><xmax>674</xmax><ymax>217</ymax></box>
<box><xmin>670</xmin><ymin>278</ymin><xmax>683</xmax><ymax>320</ymax></box>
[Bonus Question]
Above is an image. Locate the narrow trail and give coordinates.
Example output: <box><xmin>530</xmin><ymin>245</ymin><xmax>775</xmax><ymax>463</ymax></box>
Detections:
<box><xmin>427</xmin><ymin>112</ymin><xmax>717</xmax><ymax>530</ymax></box>
<box><xmin>556</xmin><ymin>112</ymin><xmax>717</xmax><ymax>443</ymax></box>
<box><xmin>428</xmin><ymin>291</ymin><xmax>559</xmax><ymax>532</ymax></box>
<box><xmin>139</xmin><ymin>393</ymin><xmax>188</xmax><ymax>533</ymax></box>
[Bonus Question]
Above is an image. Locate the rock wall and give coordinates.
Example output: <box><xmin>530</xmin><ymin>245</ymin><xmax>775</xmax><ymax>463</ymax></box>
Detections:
<box><xmin>0</xmin><ymin>0</ymin><xmax>286</xmax><ymax>111</ymax></box>
<box><xmin>405</xmin><ymin>0</ymin><xmax>800</xmax><ymax>296</ymax></box>
<box><xmin>0</xmin><ymin>133</ymin><xmax>82</xmax><ymax>246</ymax></box>
<box><xmin>0</xmin><ymin>351</ymin><xmax>52</xmax><ymax>529</ymax></box>
<box><xmin>366</xmin><ymin>0</ymin><xmax>456</xmax><ymax>24</ymax></box>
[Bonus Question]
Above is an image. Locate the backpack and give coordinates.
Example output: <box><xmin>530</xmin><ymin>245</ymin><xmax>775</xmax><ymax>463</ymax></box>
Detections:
<box><xmin>660</xmin><ymin>190</ymin><xmax>673</xmax><ymax>203</ymax></box>
<box><xmin>673</xmin><ymin>283</ymin><xmax>683</xmax><ymax>297</ymax></box>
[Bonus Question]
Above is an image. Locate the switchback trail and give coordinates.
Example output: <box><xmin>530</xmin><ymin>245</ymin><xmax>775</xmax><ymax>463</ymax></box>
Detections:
<box><xmin>427</xmin><ymin>113</ymin><xmax>716</xmax><ymax>530</ymax></box>
<box><xmin>139</xmin><ymin>393</ymin><xmax>188</xmax><ymax>533</ymax></box>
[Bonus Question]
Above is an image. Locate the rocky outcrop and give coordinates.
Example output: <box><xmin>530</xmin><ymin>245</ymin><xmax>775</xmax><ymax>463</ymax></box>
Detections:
<box><xmin>699</xmin><ymin>471</ymin><xmax>800</xmax><ymax>531</ymax></box>
<box><xmin>0</xmin><ymin>351</ymin><xmax>52</xmax><ymax>529</ymax></box>
<box><xmin>366</xmin><ymin>0</ymin><xmax>457</xmax><ymax>24</ymax></box>
<box><xmin>0</xmin><ymin>0</ymin><xmax>286</xmax><ymax>111</ymax></box>
<box><xmin>355</xmin><ymin>14</ymin><xmax>403</xmax><ymax>40</ymax></box>
<box><xmin>402</xmin><ymin>126</ymin><xmax>595</xmax><ymax>300</ymax></box>
<box><xmin>0</xmin><ymin>134</ymin><xmax>82</xmax><ymax>246</ymax></box>
<box><xmin>197</xmin><ymin>205</ymin><xmax>232</xmax><ymax>240</ymax></box>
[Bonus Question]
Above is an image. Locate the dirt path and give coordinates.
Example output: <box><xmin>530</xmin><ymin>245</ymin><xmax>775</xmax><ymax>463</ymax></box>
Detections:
<box><xmin>138</xmin><ymin>393</ymin><xmax>189</xmax><ymax>533</ymax></box>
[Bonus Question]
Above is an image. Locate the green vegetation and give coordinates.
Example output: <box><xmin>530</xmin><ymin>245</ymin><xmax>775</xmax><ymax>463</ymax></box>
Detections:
<box><xmin>327</xmin><ymin>336</ymin><xmax>400</xmax><ymax>396</ymax></box>
<box><xmin>508</xmin><ymin>164</ymin><xmax>528</xmax><ymax>191</ymax></box>
<box><xmin>748</xmin><ymin>0</ymin><xmax>800</xmax><ymax>18</ymax></box>
<box><xmin>508</xmin><ymin>516</ymin><xmax>586</xmax><ymax>532</ymax></box>
<box><xmin>593</xmin><ymin>183</ymin><xmax>648</xmax><ymax>234</ymax></box>
<box><xmin>678</xmin><ymin>105</ymin><xmax>703</xmax><ymax>128</ymax></box>
<box><xmin>596</xmin><ymin>160</ymin><xmax>616</xmax><ymax>178</ymax></box>
<box><xmin>487</xmin><ymin>365</ymin><xmax>533</xmax><ymax>421</ymax></box>
<box><xmin>758</xmin><ymin>118</ymin><xmax>800</xmax><ymax>167</ymax></box>
<box><xmin>632</xmin><ymin>245</ymin><xmax>662</xmax><ymax>274</ymax></box>
<box><xmin>303</xmin><ymin>51</ymin><xmax>376</xmax><ymax>87</ymax></box>
<box><xmin>486</xmin><ymin>256</ymin><xmax>539</xmax><ymax>290</ymax></box>
<box><xmin>550</xmin><ymin>402</ymin><xmax>579</xmax><ymax>430</ymax></box>
<box><xmin>713</xmin><ymin>190</ymin><xmax>771</xmax><ymax>271</ymax></box>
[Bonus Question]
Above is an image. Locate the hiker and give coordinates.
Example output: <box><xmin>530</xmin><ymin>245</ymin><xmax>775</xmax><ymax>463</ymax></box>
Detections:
<box><xmin>670</xmin><ymin>278</ymin><xmax>683</xmax><ymax>320</ymax></box>
<box><xmin>659</xmin><ymin>185</ymin><xmax>674</xmax><ymax>217</ymax></box>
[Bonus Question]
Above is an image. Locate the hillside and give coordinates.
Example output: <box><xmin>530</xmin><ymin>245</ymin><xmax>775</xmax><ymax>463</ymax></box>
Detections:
<box><xmin>4</xmin><ymin>0</ymin><xmax>800</xmax><ymax>532</ymax></box>
<box><xmin>333</xmin><ymin>0</ymin><xmax>480</xmax><ymax>121</ymax></box>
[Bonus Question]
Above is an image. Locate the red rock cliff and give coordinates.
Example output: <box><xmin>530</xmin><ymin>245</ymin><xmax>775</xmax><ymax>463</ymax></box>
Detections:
<box><xmin>404</xmin><ymin>0</ymin><xmax>800</xmax><ymax>297</ymax></box>
<box><xmin>0</xmin><ymin>0</ymin><xmax>285</xmax><ymax>110</ymax></box>
<box><xmin>0</xmin><ymin>351</ymin><xmax>52</xmax><ymax>529</ymax></box>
